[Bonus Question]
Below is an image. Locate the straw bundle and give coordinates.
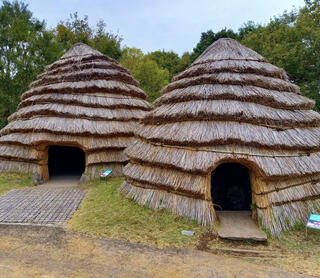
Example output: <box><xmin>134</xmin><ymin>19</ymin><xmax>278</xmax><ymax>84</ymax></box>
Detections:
<box><xmin>0</xmin><ymin>43</ymin><xmax>151</xmax><ymax>180</ymax></box>
<box><xmin>121</xmin><ymin>38</ymin><xmax>320</xmax><ymax>236</ymax></box>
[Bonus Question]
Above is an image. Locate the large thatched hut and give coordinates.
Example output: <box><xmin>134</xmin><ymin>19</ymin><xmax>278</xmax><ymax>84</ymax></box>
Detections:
<box><xmin>0</xmin><ymin>43</ymin><xmax>151</xmax><ymax>181</ymax></box>
<box><xmin>121</xmin><ymin>38</ymin><xmax>320</xmax><ymax>236</ymax></box>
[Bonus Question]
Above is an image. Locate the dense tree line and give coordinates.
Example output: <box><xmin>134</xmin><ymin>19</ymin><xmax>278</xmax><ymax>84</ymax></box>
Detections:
<box><xmin>0</xmin><ymin>0</ymin><xmax>319</xmax><ymax>128</ymax></box>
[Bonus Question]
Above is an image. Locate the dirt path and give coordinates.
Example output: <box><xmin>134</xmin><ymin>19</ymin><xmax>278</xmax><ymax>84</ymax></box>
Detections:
<box><xmin>0</xmin><ymin>225</ymin><xmax>313</xmax><ymax>278</ymax></box>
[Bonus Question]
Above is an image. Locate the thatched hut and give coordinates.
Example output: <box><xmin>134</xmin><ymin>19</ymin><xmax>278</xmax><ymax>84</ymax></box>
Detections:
<box><xmin>121</xmin><ymin>38</ymin><xmax>320</xmax><ymax>236</ymax></box>
<box><xmin>0</xmin><ymin>43</ymin><xmax>151</xmax><ymax>181</ymax></box>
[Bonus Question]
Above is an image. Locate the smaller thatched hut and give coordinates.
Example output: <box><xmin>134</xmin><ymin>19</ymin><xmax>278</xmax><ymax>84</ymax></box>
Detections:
<box><xmin>121</xmin><ymin>38</ymin><xmax>320</xmax><ymax>236</ymax></box>
<box><xmin>0</xmin><ymin>43</ymin><xmax>151</xmax><ymax>181</ymax></box>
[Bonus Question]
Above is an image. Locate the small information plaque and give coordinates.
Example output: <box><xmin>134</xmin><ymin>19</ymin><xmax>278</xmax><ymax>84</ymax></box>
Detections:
<box><xmin>306</xmin><ymin>214</ymin><xmax>320</xmax><ymax>230</ymax></box>
<box><xmin>100</xmin><ymin>169</ymin><xmax>112</xmax><ymax>178</ymax></box>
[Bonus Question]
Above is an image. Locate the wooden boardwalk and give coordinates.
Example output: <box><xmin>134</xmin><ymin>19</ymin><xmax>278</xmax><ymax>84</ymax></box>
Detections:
<box><xmin>0</xmin><ymin>185</ymin><xmax>86</xmax><ymax>225</ymax></box>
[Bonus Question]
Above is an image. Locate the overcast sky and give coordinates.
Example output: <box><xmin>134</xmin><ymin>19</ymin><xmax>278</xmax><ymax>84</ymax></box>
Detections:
<box><xmin>24</xmin><ymin>0</ymin><xmax>305</xmax><ymax>55</ymax></box>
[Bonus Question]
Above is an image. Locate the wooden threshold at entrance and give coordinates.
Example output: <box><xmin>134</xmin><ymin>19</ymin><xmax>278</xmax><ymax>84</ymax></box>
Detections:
<box><xmin>216</xmin><ymin>211</ymin><xmax>267</xmax><ymax>241</ymax></box>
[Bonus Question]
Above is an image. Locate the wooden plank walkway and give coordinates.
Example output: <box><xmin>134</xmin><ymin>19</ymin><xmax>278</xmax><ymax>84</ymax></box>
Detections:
<box><xmin>0</xmin><ymin>187</ymin><xmax>86</xmax><ymax>225</ymax></box>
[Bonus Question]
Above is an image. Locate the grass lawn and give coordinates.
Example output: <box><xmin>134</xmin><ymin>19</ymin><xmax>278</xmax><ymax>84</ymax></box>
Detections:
<box><xmin>0</xmin><ymin>172</ymin><xmax>33</xmax><ymax>196</ymax></box>
<box><xmin>68</xmin><ymin>177</ymin><xmax>209</xmax><ymax>248</ymax></box>
<box><xmin>69</xmin><ymin>177</ymin><xmax>320</xmax><ymax>276</ymax></box>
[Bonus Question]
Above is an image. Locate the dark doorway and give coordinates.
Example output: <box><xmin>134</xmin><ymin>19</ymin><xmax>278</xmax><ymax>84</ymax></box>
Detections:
<box><xmin>48</xmin><ymin>146</ymin><xmax>85</xmax><ymax>177</ymax></box>
<box><xmin>211</xmin><ymin>163</ymin><xmax>251</xmax><ymax>211</ymax></box>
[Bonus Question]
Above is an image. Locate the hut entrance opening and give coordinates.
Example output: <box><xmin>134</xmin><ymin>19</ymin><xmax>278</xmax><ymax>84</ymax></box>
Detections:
<box><xmin>211</xmin><ymin>163</ymin><xmax>252</xmax><ymax>211</ymax></box>
<box><xmin>48</xmin><ymin>146</ymin><xmax>85</xmax><ymax>178</ymax></box>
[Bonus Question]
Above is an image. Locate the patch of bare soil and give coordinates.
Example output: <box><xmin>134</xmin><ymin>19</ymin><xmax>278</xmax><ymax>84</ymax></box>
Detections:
<box><xmin>0</xmin><ymin>224</ymin><xmax>313</xmax><ymax>278</ymax></box>
<box><xmin>196</xmin><ymin>229</ymin><xmax>218</xmax><ymax>251</ymax></box>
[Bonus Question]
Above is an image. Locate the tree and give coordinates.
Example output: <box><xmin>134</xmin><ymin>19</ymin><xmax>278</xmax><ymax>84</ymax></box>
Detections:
<box><xmin>175</xmin><ymin>52</ymin><xmax>192</xmax><ymax>74</ymax></box>
<box><xmin>0</xmin><ymin>1</ymin><xmax>62</xmax><ymax>128</ymax></box>
<box><xmin>135</xmin><ymin>58</ymin><xmax>170</xmax><ymax>102</ymax></box>
<box><xmin>294</xmin><ymin>0</ymin><xmax>320</xmax><ymax>110</ymax></box>
<box><xmin>238</xmin><ymin>21</ymin><xmax>258</xmax><ymax>40</ymax></box>
<box><xmin>91</xmin><ymin>19</ymin><xmax>122</xmax><ymax>60</ymax></box>
<box><xmin>120</xmin><ymin>47</ymin><xmax>170</xmax><ymax>102</ymax></box>
<box><xmin>241</xmin><ymin>0</ymin><xmax>320</xmax><ymax>110</ymax></box>
<box><xmin>55</xmin><ymin>12</ymin><xmax>92</xmax><ymax>51</ymax></box>
<box><xmin>147</xmin><ymin>50</ymin><xmax>180</xmax><ymax>80</ymax></box>
<box><xmin>120</xmin><ymin>47</ymin><xmax>144</xmax><ymax>74</ymax></box>
<box><xmin>55</xmin><ymin>13</ymin><xmax>122</xmax><ymax>60</ymax></box>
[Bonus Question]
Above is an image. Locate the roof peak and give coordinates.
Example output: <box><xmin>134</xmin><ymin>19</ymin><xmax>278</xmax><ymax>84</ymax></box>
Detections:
<box><xmin>61</xmin><ymin>42</ymin><xmax>104</xmax><ymax>59</ymax></box>
<box><xmin>193</xmin><ymin>38</ymin><xmax>265</xmax><ymax>64</ymax></box>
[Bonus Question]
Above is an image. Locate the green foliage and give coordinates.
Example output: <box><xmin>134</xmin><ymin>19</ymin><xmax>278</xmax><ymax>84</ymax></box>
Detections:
<box><xmin>0</xmin><ymin>172</ymin><xmax>32</xmax><ymax>196</ymax></box>
<box><xmin>147</xmin><ymin>50</ymin><xmax>180</xmax><ymax>80</ymax></box>
<box><xmin>120</xmin><ymin>47</ymin><xmax>144</xmax><ymax>73</ymax></box>
<box><xmin>55</xmin><ymin>13</ymin><xmax>122</xmax><ymax>60</ymax></box>
<box><xmin>237</xmin><ymin>21</ymin><xmax>259</xmax><ymax>40</ymax></box>
<box><xmin>0</xmin><ymin>1</ymin><xmax>62</xmax><ymax>128</ymax></box>
<box><xmin>121</xmin><ymin>47</ymin><xmax>170</xmax><ymax>102</ymax></box>
<box><xmin>92</xmin><ymin>19</ymin><xmax>122</xmax><ymax>60</ymax></box>
<box><xmin>175</xmin><ymin>52</ymin><xmax>192</xmax><ymax>73</ymax></box>
<box><xmin>241</xmin><ymin>0</ymin><xmax>320</xmax><ymax>110</ymax></box>
<box><xmin>55</xmin><ymin>12</ymin><xmax>92</xmax><ymax>47</ymax></box>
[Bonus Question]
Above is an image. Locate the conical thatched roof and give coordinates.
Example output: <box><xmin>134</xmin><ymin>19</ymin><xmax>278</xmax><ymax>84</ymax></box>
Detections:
<box><xmin>121</xmin><ymin>38</ymin><xmax>320</xmax><ymax>236</ymax></box>
<box><xmin>0</xmin><ymin>43</ymin><xmax>152</xmax><ymax>179</ymax></box>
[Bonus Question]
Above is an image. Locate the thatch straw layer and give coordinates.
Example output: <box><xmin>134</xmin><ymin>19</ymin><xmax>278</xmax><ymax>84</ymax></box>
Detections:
<box><xmin>136</xmin><ymin>122</ymin><xmax>320</xmax><ymax>150</ymax></box>
<box><xmin>45</xmin><ymin>43</ymin><xmax>117</xmax><ymax>70</ymax></box>
<box><xmin>0</xmin><ymin>43</ymin><xmax>151</xmax><ymax>180</ymax></box>
<box><xmin>120</xmin><ymin>181</ymin><xmax>215</xmax><ymax>225</ymax></box>
<box><xmin>126</xmin><ymin>140</ymin><xmax>320</xmax><ymax>180</ymax></box>
<box><xmin>38</xmin><ymin>60</ymin><xmax>130</xmax><ymax>79</ymax></box>
<box><xmin>22</xmin><ymin>80</ymin><xmax>147</xmax><ymax>100</ymax></box>
<box><xmin>8</xmin><ymin>103</ymin><xmax>146</xmax><ymax>122</ymax></box>
<box><xmin>155</xmin><ymin>85</ymin><xmax>314</xmax><ymax>110</ymax></box>
<box><xmin>192</xmin><ymin>38</ymin><xmax>265</xmax><ymax>64</ymax></box>
<box><xmin>267</xmin><ymin>174</ymin><xmax>320</xmax><ymax>193</ymax></box>
<box><xmin>0</xmin><ymin>144</ymin><xmax>41</xmax><ymax>161</ymax></box>
<box><xmin>87</xmin><ymin>150</ymin><xmax>127</xmax><ymax>165</ymax></box>
<box><xmin>0</xmin><ymin>132</ymin><xmax>132</xmax><ymax>151</ymax></box>
<box><xmin>19</xmin><ymin>93</ymin><xmax>151</xmax><ymax>110</ymax></box>
<box><xmin>258</xmin><ymin>198</ymin><xmax>320</xmax><ymax>236</ymax></box>
<box><xmin>122</xmin><ymin>38</ymin><xmax>320</xmax><ymax>236</ymax></box>
<box><xmin>162</xmin><ymin>72</ymin><xmax>300</xmax><ymax>95</ymax></box>
<box><xmin>45</xmin><ymin>56</ymin><xmax>116</xmax><ymax>72</ymax></box>
<box><xmin>269</xmin><ymin>182</ymin><xmax>320</xmax><ymax>205</ymax></box>
<box><xmin>173</xmin><ymin>60</ymin><xmax>288</xmax><ymax>81</ymax></box>
<box><xmin>1</xmin><ymin>117</ymin><xmax>137</xmax><ymax>137</ymax></box>
<box><xmin>123</xmin><ymin>162</ymin><xmax>208</xmax><ymax>196</ymax></box>
<box><xmin>144</xmin><ymin>100</ymin><xmax>320</xmax><ymax>127</ymax></box>
<box><xmin>31</xmin><ymin>68</ymin><xmax>139</xmax><ymax>88</ymax></box>
<box><xmin>0</xmin><ymin>159</ymin><xmax>41</xmax><ymax>174</ymax></box>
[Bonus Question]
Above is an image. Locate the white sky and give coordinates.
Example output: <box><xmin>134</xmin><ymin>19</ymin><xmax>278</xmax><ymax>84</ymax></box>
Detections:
<box><xmin>24</xmin><ymin>0</ymin><xmax>306</xmax><ymax>55</ymax></box>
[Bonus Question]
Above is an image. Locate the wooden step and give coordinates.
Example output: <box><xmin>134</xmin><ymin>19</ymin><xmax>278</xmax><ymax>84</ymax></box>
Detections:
<box><xmin>217</xmin><ymin>211</ymin><xmax>267</xmax><ymax>242</ymax></box>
